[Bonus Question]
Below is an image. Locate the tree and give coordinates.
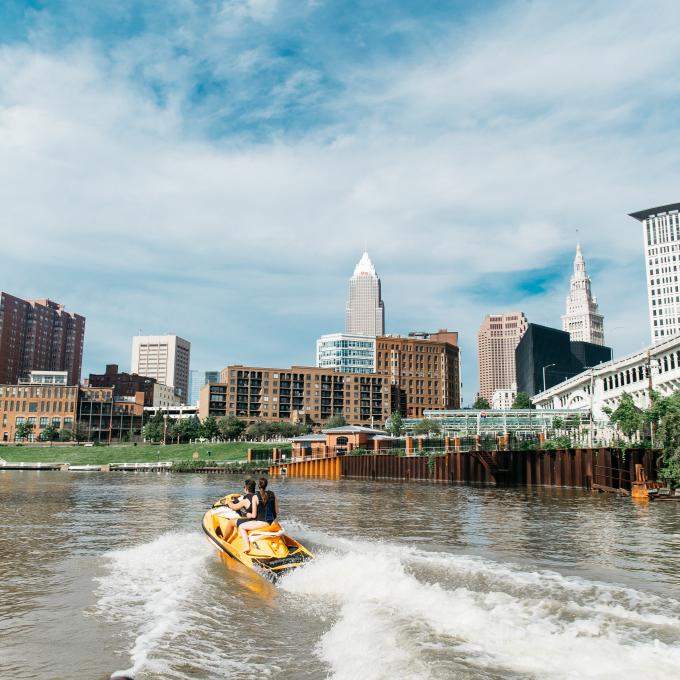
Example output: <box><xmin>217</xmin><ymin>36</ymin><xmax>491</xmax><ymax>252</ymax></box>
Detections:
<box><xmin>512</xmin><ymin>392</ymin><xmax>534</xmax><ymax>409</ymax></box>
<box><xmin>218</xmin><ymin>415</ymin><xmax>246</xmax><ymax>439</ymax></box>
<box><xmin>72</xmin><ymin>423</ymin><xmax>88</xmax><ymax>443</ymax></box>
<box><xmin>143</xmin><ymin>411</ymin><xmax>165</xmax><ymax>442</ymax></box>
<box><xmin>413</xmin><ymin>418</ymin><xmax>441</xmax><ymax>436</ymax></box>
<box><xmin>175</xmin><ymin>416</ymin><xmax>201</xmax><ymax>443</ymax></box>
<box><xmin>605</xmin><ymin>393</ymin><xmax>644</xmax><ymax>441</ymax></box>
<box><xmin>388</xmin><ymin>411</ymin><xmax>403</xmax><ymax>436</ymax></box>
<box><xmin>649</xmin><ymin>391</ymin><xmax>680</xmax><ymax>484</ymax></box>
<box><xmin>246</xmin><ymin>420</ymin><xmax>271</xmax><ymax>439</ymax></box>
<box><xmin>472</xmin><ymin>395</ymin><xmax>491</xmax><ymax>409</ymax></box>
<box><xmin>15</xmin><ymin>422</ymin><xmax>34</xmax><ymax>441</ymax></box>
<box><xmin>325</xmin><ymin>414</ymin><xmax>347</xmax><ymax>428</ymax></box>
<box><xmin>41</xmin><ymin>425</ymin><xmax>59</xmax><ymax>442</ymax></box>
<box><xmin>200</xmin><ymin>415</ymin><xmax>220</xmax><ymax>439</ymax></box>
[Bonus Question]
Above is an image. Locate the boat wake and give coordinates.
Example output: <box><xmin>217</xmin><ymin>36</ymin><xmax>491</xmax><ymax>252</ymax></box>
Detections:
<box><xmin>92</xmin><ymin>523</ymin><xmax>680</xmax><ymax>680</ymax></box>
<box><xmin>280</xmin><ymin>521</ymin><xmax>680</xmax><ymax>680</ymax></box>
<box><xmin>94</xmin><ymin>532</ymin><xmax>213</xmax><ymax>678</ymax></box>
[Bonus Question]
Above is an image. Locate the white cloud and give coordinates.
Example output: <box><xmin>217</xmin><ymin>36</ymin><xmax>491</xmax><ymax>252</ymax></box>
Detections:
<box><xmin>1</xmin><ymin>0</ymin><xmax>678</xmax><ymax>401</ymax></box>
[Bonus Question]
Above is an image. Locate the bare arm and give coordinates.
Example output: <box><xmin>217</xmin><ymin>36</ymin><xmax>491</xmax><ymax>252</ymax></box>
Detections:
<box><xmin>246</xmin><ymin>496</ymin><xmax>258</xmax><ymax>519</ymax></box>
<box><xmin>274</xmin><ymin>496</ymin><xmax>280</xmax><ymax>518</ymax></box>
<box><xmin>226</xmin><ymin>497</ymin><xmax>247</xmax><ymax>511</ymax></box>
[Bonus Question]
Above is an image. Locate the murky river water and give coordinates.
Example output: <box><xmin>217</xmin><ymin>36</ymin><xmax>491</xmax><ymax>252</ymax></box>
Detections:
<box><xmin>1</xmin><ymin>471</ymin><xmax>679</xmax><ymax>680</ymax></box>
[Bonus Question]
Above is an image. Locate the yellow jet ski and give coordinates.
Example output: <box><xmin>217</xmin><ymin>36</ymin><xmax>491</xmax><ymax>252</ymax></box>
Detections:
<box><xmin>202</xmin><ymin>493</ymin><xmax>313</xmax><ymax>580</ymax></box>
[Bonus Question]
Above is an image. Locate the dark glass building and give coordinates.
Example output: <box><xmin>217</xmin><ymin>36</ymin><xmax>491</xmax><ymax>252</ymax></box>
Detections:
<box><xmin>515</xmin><ymin>324</ymin><xmax>612</xmax><ymax>396</ymax></box>
<box><xmin>570</xmin><ymin>341</ymin><xmax>612</xmax><ymax>373</ymax></box>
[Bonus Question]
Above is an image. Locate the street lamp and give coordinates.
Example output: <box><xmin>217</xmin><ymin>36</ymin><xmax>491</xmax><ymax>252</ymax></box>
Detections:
<box><xmin>542</xmin><ymin>364</ymin><xmax>556</xmax><ymax>392</ymax></box>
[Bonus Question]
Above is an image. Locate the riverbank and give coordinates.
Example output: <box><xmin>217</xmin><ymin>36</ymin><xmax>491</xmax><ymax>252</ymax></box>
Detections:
<box><xmin>0</xmin><ymin>441</ymin><xmax>290</xmax><ymax>465</ymax></box>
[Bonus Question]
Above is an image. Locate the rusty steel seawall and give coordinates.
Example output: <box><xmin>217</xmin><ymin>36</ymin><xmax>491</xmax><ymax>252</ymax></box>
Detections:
<box><xmin>268</xmin><ymin>448</ymin><xmax>658</xmax><ymax>490</ymax></box>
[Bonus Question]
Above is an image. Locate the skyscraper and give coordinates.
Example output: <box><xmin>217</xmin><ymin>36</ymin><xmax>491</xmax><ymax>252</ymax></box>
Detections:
<box><xmin>131</xmin><ymin>335</ymin><xmax>191</xmax><ymax>402</ymax></box>
<box><xmin>477</xmin><ymin>312</ymin><xmax>528</xmax><ymax>402</ymax></box>
<box><xmin>561</xmin><ymin>244</ymin><xmax>605</xmax><ymax>345</ymax></box>
<box><xmin>345</xmin><ymin>252</ymin><xmax>385</xmax><ymax>336</ymax></box>
<box><xmin>629</xmin><ymin>202</ymin><xmax>680</xmax><ymax>344</ymax></box>
<box><xmin>0</xmin><ymin>292</ymin><xmax>85</xmax><ymax>385</ymax></box>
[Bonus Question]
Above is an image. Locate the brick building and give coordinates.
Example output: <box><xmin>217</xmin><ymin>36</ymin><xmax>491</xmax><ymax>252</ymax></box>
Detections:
<box><xmin>89</xmin><ymin>364</ymin><xmax>156</xmax><ymax>404</ymax></box>
<box><xmin>0</xmin><ymin>381</ymin><xmax>144</xmax><ymax>443</ymax></box>
<box><xmin>375</xmin><ymin>332</ymin><xmax>461</xmax><ymax>418</ymax></box>
<box><xmin>88</xmin><ymin>364</ymin><xmax>180</xmax><ymax>407</ymax></box>
<box><xmin>202</xmin><ymin>330</ymin><xmax>461</xmax><ymax>426</ymax></box>
<box><xmin>0</xmin><ymin>292</ymin><xmax>85</xmax><ymax>385</ymax></box>
<box><xmin>200</xmin><ymin>365</ymin><xmax>390</xmax><ymax>426</ymax></box>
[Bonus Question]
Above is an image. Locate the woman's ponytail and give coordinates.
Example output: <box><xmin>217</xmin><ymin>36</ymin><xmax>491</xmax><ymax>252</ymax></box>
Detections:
<box><xmin>258</xmin><ymin>477</ymin><xmax>269</xmax><ymax>506</ymax></box>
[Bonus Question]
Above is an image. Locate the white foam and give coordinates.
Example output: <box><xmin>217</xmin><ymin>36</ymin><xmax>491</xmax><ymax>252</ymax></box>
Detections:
<box><xmin>94</xmin><ymin>532</ymin><xmax>212</xmax><ymax>676</ymax></box>
<box><xmin>282</xmin><ymin>524</ymin><xmax>680</xmax><ymax>680</ymax></box>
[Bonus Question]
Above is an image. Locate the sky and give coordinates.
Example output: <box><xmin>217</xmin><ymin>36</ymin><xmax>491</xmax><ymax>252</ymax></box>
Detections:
<box><xmin>2</xmin><ymin>0</ymin><xmax>680</xmax><ymax>404</ymax></box>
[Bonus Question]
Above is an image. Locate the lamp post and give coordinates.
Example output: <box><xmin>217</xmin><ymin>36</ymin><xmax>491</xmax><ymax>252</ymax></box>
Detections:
<box><xmin>542</xmin><ymin>364</ymin><xmax>556</xmax><ymax>393</ymax></box>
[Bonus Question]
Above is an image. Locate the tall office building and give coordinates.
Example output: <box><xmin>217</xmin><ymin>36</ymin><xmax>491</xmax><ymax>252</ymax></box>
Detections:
<box><xmin>561</xmin><ymin>244</ymin><xmax>605</xmax><ymax>345</ymax></box>
<box><xmin>375</xmin><ymin>332</ymin><xmax>460</xmax><ymax>418</ymax></box>
<box><xmin>188</xmin><ymin>369</ymin><xmax>200</xmax><ymax>406</ymax></box>
<box><xmin>345</xmin><ymin>252</ymin><xmax>385</xmax><ymax>336</ymax></box>
<box><xmin>0</xmin><ymin>292</ymin><xmax>85</xmax><ymax>385</ymax></box>
<box><xmin>316</xmin><ymin>333</ymin><xmax>376</xmax><ymax>374</ymax></box>
<box><xmin>477</xmin><ymin>312</ymin><xmax>528</xmax><ymax>402</ymax></box>
<box><xmin>131</xmin><ymin>335</ymin><xmax>191</xmax><ymax>402</ymax></box>
<box><xmin>630</xmin><ymin>202</ymin><xmax>680</xmax><ymax>344</ymax></box>
<box><xmin>189</xmin><ymin>370</ymin><xmax>220</xmax><ymax>406</ymax></box>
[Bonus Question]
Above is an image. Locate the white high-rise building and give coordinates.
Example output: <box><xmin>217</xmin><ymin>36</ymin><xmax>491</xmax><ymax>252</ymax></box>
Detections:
<box><xmin>561</xmin><ymin>244</ymin><xmax>605</xmax><ymax>345</ymax></box>
<box><xmin>630</xmin><ymin>203</ymin><xmax>680</xmax><ymax>344</ymax></box>
<box><xmin>316</xmin><ymin>333</ymin><xmax>376</xmax><ymax>373</ymax></box>
<box><xmin>345</xmin><ymin>252</ymin><xmax>385</xmax><ymax>336</ymax></box>
<box><xmin>131</xmin><ymin>335</ymin><xmax>191</xmax><ymax>402</ymax></box>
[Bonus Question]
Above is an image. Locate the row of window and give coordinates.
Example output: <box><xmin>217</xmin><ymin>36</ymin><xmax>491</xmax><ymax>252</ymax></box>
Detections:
<box><xmin>2</xmin><ymin>400</ymin><xmax>75</xmax><ymax>413</ymax></box>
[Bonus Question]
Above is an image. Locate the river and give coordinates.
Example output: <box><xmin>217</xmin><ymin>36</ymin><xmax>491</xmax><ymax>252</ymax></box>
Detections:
<box><xmin>1</xmin><ymin>471</ymin><xmax>679</xmax><ymax>680</ymax></box>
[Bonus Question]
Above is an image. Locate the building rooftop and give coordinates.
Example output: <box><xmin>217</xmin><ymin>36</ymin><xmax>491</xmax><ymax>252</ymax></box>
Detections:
<box><xmin>321</xmin><ymin>425</ymin><xmax>388</xmax><ymax>435</ymax></box>
<box><xmin>629</xmin><ymin>202</ymin><xmax>680</xmax><ymax>221</ymax></box>
<box><xmin>290</xmin><ymin>434</ymin><xmax>327</xmax><ymax>442</ymax></box>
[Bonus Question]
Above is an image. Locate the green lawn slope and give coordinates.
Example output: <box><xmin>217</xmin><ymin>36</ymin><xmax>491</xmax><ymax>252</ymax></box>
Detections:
<box><xmin>0</xmin><ymin>442</ymin><xmax>289</xmax><ymax>465</ymax></box>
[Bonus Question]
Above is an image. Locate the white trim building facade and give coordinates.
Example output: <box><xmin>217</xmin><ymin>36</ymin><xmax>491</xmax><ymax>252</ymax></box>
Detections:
<box><xmin>532</xmin><ymin>335</ymin><xmax>680</xmax><ymax>420</ymax></box>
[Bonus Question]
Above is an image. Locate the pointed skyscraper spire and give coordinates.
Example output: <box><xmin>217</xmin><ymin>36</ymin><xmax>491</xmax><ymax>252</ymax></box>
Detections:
<box><xmin>345</xmin><ymin>251</ymin><xmax>385</xmax><ymax>336</ymax></box>
<box><xmin>562</xmin><ymin>244</ymin><xmax>605</xmax><ymax>345</ymax></box>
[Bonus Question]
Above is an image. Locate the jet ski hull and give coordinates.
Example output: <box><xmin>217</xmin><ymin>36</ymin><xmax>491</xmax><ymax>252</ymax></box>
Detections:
<box><xmin>202</xmin><ymin>496</ymin><xmax>313</xmax><ymax>581</ymax></box>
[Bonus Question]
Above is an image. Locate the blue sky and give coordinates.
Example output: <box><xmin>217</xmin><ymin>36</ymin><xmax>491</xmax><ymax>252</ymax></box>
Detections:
<box><xmin>2</xmin><ymin>0</ymin><xmax>679</xmax><ymax>403</ymax></box>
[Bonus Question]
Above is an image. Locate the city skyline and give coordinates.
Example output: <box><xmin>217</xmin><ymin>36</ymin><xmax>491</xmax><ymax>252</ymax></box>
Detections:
<box><xmin>2</xmin><ymin>1</ymin><xmax>678</xmax><ymax>403</ymax></box>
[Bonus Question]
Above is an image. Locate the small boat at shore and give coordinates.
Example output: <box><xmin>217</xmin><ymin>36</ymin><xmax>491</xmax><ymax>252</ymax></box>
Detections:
<box><xmin>647</xmin><ymin>487</ymin><xmax>680</xmax><ymax>501</ymax></box>
<box><xmin>202</xmin><ymin>494</ymin><xmax>313</xmax><ymax>580</ymax></box>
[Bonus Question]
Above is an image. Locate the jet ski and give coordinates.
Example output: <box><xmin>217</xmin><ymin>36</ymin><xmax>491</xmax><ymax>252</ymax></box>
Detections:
<box><xmin>202</xmin><ymin>493</ymin><xmax>313</xmax><ymax>580</ymax></box>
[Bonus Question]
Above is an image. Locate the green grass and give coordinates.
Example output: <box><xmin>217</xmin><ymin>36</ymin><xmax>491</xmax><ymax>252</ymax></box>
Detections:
<box><xmin>0</xmin><ymin>442</ymin><xmax>289</xmax><ymax>465</ymax></box>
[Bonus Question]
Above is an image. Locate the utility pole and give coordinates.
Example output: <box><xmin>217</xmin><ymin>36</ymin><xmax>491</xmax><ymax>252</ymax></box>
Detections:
<box><xmin>589</xmin><ymin>369</ymin><xmax>595</xmax><ymax>448</ymax></box>
<box><xmin>646</xmin><ymin>351</ymin><xmax>656</xmax><ymax>447</ymax></box>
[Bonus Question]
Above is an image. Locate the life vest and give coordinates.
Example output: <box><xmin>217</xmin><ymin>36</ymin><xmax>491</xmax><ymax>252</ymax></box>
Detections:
<box><xmin>256</xmin><ymin>491</ymin><xmax>277</xmax><ymax>523</ymax></box>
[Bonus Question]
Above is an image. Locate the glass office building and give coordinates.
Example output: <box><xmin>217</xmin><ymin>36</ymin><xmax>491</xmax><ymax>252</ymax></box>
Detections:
<box><xmin>316</xmin><ymin>333</ymin><xmax>376</xmax><ymax>374</ymax></box>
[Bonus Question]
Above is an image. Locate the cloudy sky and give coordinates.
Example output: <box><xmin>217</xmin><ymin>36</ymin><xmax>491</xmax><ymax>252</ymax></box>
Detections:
<box><xmin>2</xmin><ymin>0</ymin><xmax>679</xmax><ymax>403</ymax></box>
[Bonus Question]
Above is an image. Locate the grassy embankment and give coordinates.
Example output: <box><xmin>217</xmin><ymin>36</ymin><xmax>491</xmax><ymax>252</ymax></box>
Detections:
<box><xmin>0</xmin><ymin>442</ymin><xmax>289</xmax><ymax>465</ymax></box>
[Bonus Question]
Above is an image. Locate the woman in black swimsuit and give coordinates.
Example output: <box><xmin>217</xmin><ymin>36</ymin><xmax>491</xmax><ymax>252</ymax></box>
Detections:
<box><xmin>225</xmin><ymin>479</ymin><xmax>258</xmax><ymax>543</ymax></box>
<box><xmin>238</xmin><ymin>477</ymin><xmax>279</xmax><ymax>552</ymax></box>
